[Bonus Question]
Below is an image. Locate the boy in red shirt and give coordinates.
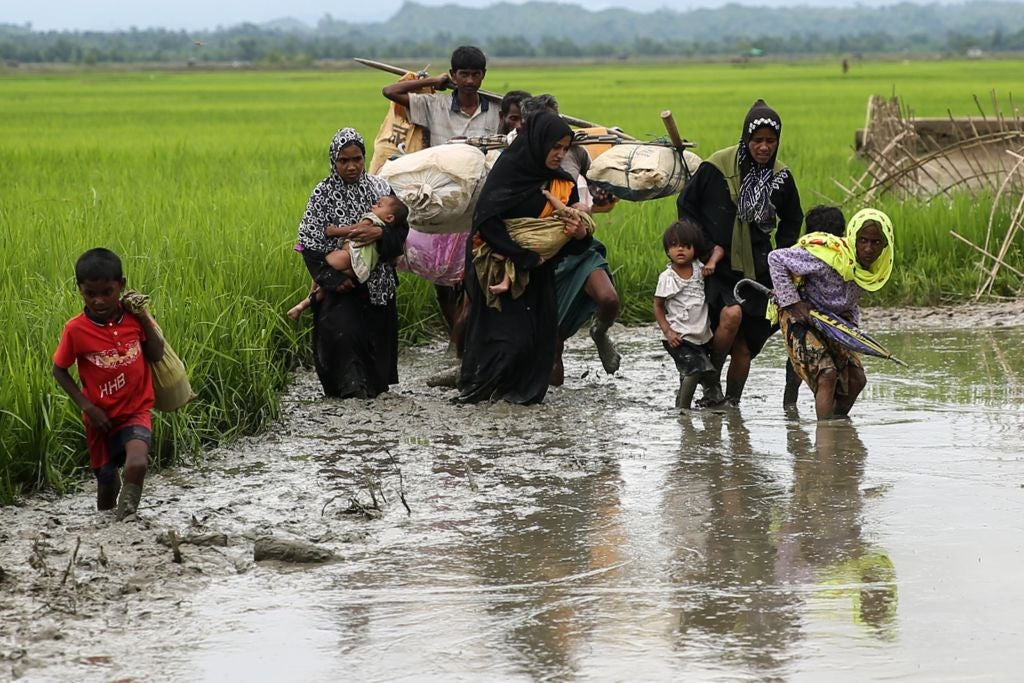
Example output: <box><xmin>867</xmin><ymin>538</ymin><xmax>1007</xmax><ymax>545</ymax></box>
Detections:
<box><xmin>53</xmin><ymin>248</ymin><xmax>165</xmax><ymax>520</ymax></box>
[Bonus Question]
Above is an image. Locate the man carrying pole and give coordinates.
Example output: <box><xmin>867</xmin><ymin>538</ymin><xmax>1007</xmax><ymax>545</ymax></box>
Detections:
<box><xmin>381</xmin><ymin>46</ymin><xmax>501</xmax><ymax>365</ymax></box>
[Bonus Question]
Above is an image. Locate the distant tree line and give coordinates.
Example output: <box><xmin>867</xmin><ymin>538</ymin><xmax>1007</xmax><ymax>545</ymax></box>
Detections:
<box><xmin>3</xmin><ymin>1</ymin><xmax>1024</xmax><ymax>65</ymax></box>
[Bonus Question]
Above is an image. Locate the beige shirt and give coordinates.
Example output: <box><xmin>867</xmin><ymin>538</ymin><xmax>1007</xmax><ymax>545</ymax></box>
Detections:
<box><xmin>408</xmin><ymin>91</ymin><xmax>501</xmax><ymax>146</ymax></box>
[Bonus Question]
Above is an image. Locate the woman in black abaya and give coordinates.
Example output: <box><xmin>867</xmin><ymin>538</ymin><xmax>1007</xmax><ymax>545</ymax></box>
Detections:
<box><xmin>458</xmin><ymin>111</ymin><xmax>593</xmax><ymax>404</ymax></box>
<box><xmin>296</xmin><ymin>128</ymin><xmax>407</xmax><ymax>398</ymax></box>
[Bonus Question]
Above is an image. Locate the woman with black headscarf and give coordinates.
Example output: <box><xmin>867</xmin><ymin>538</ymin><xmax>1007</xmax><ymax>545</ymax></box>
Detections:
<box><xmin>458</xmin><ymin>111</ymin><xmax>593</xmax><ymax>404</ymax></box>
<box><xmin>296</xmin><ymin>128</ymin><xmax>407</xmax><ymax>398</ymax></box>
<box><xmin>677</xmin><ymin>99</ymin><xmax>803</xmax><ymax>406</ymax></box>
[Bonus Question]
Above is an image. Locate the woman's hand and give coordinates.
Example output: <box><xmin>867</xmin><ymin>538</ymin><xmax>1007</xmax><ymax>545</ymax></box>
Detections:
<box><xmin>348</xmin><ymin>222</ymin><xmax>384</xmax><ymax>246</ymax></box>
<box><xmin>785</xmin><ymin>300</ymin><xmax>812</xmax><ymax>324</ymax></box>
<box><xmin>703</xmin><ymin>244</ymin><xmax>725</xmax><ymax>277</ymax></box>
<box><xmin>324</xmin><ymin>223</ymin><xmax>353</xmax><ymax>239</ymax></box>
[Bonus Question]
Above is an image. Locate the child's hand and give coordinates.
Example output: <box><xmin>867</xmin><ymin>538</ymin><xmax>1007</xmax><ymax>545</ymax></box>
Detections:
<box><xmin>561</xmin><ymin>213</ymin><xmax>588</xmax><ymax>239</ymax></box>
<box><xmin>84</xmin><ymin>403</ymin><xmax>112</xmax><ymax>432</ymax></box>
<box><xmin>663</xmin><ymin>329</ymin><xmax>683</xmax><ymax>348</ymax></box>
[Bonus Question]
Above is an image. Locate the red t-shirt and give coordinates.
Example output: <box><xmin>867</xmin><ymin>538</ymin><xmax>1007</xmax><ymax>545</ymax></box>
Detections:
<box><xmin>53</xmin><ymin>309</ymin><xmax>155</xmax><ymax>422</ymax></box>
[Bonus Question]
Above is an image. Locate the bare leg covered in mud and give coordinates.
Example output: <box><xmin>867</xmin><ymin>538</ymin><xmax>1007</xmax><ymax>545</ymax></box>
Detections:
<box><xmin>115</xmin><ymin>438</ymin><xmax>148</xmax><ymax>520</ymax></box>
<box><xmin>586</xmin><ymin>269</ymin><xmax>620</xmax><ymax>375</ymax></box>
<box><xmin>816</xmin><ymin>364</ymin><xmax>867</xmax><ymax>419</ymax></box>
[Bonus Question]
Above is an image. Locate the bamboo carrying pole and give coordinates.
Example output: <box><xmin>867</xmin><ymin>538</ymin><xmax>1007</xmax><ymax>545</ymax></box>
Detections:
<box><xmin>660</xmin><ymin>109</ymin><xmax>697</xmax><ymax>180</ymax></box>
<box><xmin>354</xmin><ymin>58</ymin><xmax>636</xmax><ymax>140</ymax></box>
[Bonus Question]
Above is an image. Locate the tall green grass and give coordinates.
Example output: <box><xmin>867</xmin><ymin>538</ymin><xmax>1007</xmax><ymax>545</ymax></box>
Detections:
<box><xmin>1</xmin><ymin>60</ymin><xmax>1021</xmax><ymax>501</ymax></box>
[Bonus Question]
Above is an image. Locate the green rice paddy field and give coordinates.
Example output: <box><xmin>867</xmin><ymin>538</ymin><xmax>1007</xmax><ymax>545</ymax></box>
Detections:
<box><xmin>1</xmin><ymin>59</ymin><xmax>1021</xmax><ymax>499</ymax></box>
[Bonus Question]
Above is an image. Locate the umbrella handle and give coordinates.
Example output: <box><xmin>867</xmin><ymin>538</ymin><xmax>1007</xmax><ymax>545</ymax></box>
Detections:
<box><xmin>733</xmin><ymin>278</ymin><xmax>773</xmax><ymax>305</ymax></box>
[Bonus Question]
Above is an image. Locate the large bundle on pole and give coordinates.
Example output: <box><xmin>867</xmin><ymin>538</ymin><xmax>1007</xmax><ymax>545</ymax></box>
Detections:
<box><xmin>587</xmin><ymin>144</ymin><xmax>702</xmax><ymax>201</ymax></box>
<box><xmin>378</xmin><ymin>144</ymin><xmax>487</xmax><ymax>234</ymax></box>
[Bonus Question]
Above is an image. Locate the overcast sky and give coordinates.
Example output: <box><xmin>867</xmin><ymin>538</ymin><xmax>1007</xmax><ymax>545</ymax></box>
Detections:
<box><xmin>7</xmin><ymin>0</ymin><xmax>923</xmax><ymax>32</ymax></box>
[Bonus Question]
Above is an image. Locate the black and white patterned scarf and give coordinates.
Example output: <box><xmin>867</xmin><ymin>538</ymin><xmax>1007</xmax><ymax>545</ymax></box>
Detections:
<box><xmin>736</xmin><ymin>100</ymin><xmax>783</xmax><ymax>233</ymax></box>
<box><xmin>297</xmin><ymin>128</ymin><xmax>396</xmax><ymax>305</ymax></box>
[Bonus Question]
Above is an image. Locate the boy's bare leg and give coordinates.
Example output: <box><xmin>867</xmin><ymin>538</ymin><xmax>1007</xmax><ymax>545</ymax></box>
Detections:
<box><xmin>115</xmin><ymin>440</ymin><xmax>149</xmax><ymax>520</ymax></box>
<box><xmin>724</xmin><ymin>337</ymin><xmax>751</xmax><ymax>405</ymax></box>
<box><xmin>712</xmin><ymin>304</ymin><xmax>741</xmax><ymax>354</ymax></box>
<box><xmin>325</xmin><ymin>248</ymin><xmax>354</xmax><ymax>275</ymax></box>
<box><xmin>287</xmin><ymin>297</ymin><xmax>312</xmax><ymax>320</ymax></box>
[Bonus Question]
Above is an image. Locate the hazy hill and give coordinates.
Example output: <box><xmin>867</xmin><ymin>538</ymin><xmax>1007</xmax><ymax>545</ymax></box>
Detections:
<box><xmin>3</xmin><ymin>0</ymin><xmax>1023</xmax><ymax>64</ymax></box>
<box><xmin>321</xmin><ymin>0</ymin><xmax>1024</xmax><ymax>42</ymax></box>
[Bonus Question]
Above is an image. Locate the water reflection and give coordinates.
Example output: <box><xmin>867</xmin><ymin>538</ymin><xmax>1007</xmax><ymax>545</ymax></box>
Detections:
<box><xmin>778</xmin><ymin>420</ymin><xmax>898</xmax><ymax>641</ymax></box>
<box><xmin>665</xmin><ymin>411</ymin><xmax>798</xmax><ymax>677</ymax></box>
<box><xmin>471</xmin><ymin>459</ymin><xmax>626</xmax><ymax>681</ymax></box>
<box><xmin>874</xmin><ymin>327</ymin><xmax>1024</xmax><ymax>408</ymax></box>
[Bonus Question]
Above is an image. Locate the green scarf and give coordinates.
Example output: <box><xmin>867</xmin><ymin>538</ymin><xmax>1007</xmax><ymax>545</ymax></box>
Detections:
<box><xmin>799</xmin><ymin>208</ymin><xmax>894</xmax><ymax>291</ymax></box>
<box><xmin>707</xmin><ymin>145</ymin><xmax>788</xmax><ymax>279</ymax></box>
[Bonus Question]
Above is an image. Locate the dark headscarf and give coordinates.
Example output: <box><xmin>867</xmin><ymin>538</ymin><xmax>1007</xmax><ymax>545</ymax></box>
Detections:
<box><xmin>736</xmin><ymin>99</ymin><xmax>783</xmax><ymax>231</ymax></box>
<box><xmin>472</xmin><ymin>111</ymin><xmax>574</xmax><ymax>226</ymax></box>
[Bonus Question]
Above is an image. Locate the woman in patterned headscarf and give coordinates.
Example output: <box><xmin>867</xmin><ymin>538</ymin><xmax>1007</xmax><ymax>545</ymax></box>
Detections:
<box><xmin>677</xmin><ymin>99</ymin><xmax>804</xmax><ymax>406</ymax></box>
<box><xmin>296</xmin><ymin>127</ymin><xmax>406</xmax><ymax>398</ymax></box>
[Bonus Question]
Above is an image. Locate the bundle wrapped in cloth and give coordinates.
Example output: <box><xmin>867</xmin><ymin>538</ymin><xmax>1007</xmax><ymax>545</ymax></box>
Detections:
<box><xmin>368</xmin><ymin>72</ymin><xmax>429</xmax><ymax>174</ymax></box>
<box><xmin>378</xmin><ymin>144</ymin><xmax>488</xmax><ymax>234</ymax></box>
<box><xmin>587</xmin><ymin>144</ymin><xmax>702</xmax><ymax>201</ymax></box>
<box><xmin>121</xmin><ymin>290</ymin><xmax>197</xmax><ymax>412</ymax></box>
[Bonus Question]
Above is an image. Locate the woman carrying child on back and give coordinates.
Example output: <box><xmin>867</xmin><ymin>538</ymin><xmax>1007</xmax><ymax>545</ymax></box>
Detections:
<box><xmin>653</xmin><ymin>219</ymin><xmax>717</xmax><ymax>410</ymax></box>
<box><xmin>767</xmin><ymin>208</ymin><xmax>895</xmax><ymax>420</ymax></box>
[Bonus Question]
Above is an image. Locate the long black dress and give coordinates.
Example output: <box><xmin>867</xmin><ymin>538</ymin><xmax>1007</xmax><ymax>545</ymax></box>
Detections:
<box><xmin>458</xmin><ymin>112</ymin><xmax>591</xmax><ymax>404</ymax></box>
<box><xmin>302</xmin><ymin>250</ymin><xmax>400</xmax><ymax>398</ymax></box>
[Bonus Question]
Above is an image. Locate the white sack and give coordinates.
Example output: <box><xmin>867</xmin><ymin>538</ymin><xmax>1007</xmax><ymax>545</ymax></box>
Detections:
<box><xmin>587</xmin><ymin>145</ymin><xmax>702</xmax><ymax>201</ymax></box>
<box><xmin>379</xmin><ymin>144</ymin><xmax>487</xmax><ymax>234</ymax></box>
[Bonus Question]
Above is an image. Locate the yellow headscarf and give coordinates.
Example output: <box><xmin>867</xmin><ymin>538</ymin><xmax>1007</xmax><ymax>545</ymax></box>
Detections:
<box><xmin>798</xmin><ymin>208</ymin><xmax>894</xmax><ymax>292</ymax></box>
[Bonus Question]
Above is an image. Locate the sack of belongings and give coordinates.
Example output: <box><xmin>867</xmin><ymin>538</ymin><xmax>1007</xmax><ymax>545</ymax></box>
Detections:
<box><xmin>121</xmin><ymin>291</ymin><xmax>198</xmax><ymax>412</ymax></box>
<box><xmin>378</xmin><ymin>144</ymin><xmax>487</xmax><ymax>234</ymax></box>
<box><xmin>397</xmin><ymin>229</ymin><xmax>468</xmax><ymax>286</ymax></box>
<box><xmin>368</xmin><ymin>72</ymin><xmax>429</xmax><ymax>174</ymax></box>
<box><xmin>587</xmin><ymin>145</ymin><xmax>702</xmax><ymax>201</ymax></box>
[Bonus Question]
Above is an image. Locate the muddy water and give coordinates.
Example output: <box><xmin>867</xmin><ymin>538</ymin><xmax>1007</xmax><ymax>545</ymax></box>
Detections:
<box><xmin>2</xmin><ymin>320</ymin><xmax>1023</xmax><ymax>682</ymax></box>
